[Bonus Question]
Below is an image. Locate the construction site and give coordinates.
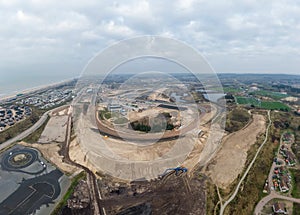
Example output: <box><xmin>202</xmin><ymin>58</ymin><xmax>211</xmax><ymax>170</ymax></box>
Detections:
<box><xmin>12</xmin><ymin>76</ymin><xmax>228</xmax><ymax>214</ymax></box>
<box><xmin>7</xmin><ymin>75</ymin><xmax>277</xmax><ymax>215</ymax></box>
<box><xmin>56</xmin><ymin>80</ymin><xmax>226</xmax><ymax>214</ymax></box>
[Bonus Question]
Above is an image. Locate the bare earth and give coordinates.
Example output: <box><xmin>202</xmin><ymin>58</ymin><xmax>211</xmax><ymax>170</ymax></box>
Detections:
<box><xmin>207</xmin><ymin>114</ymin><xmax>266</xmax><ymax>189</ymax></box>
<box><xmin>20</xmin><ymin>141</ymin><xmax>78</xmax><ymax>174</ymax></box>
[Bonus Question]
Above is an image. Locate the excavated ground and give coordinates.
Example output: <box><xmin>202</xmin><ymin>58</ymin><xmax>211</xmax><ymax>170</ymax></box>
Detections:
<box><xmin>97</xmin><ymin>167</ymin><xmax>206</xmax><ymax>215</ymax></box>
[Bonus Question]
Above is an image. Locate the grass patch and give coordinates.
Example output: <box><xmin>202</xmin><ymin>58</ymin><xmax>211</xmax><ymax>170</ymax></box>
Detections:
<box><xmin>235</xmin><ymin>96</ymin><xmax>290</xmax><ymax>111</ymax></box>
<box><xmin>206</xmin><ymin>181</ymin><xmax>220</xmax><ymax>215</ymax></box>
<box><xmin>293</xmin><ymin>203</ymin><xmax>300</xmax><ymax>215</ymax></box>
<box><xmin>23</xmin><ymin>115</ymin><xmax>50</xmax><ymax>143</ymax></box>
<box><xmin>260</xmin><ymin>101</ymin><xmax>290</xmax><ymax>111</ymax></box>
<box><xmin>235</xmin><ymin>96</ymin><xmax>261</xmax><ymax>106</ymax></box>
<box><xmin>98</xmin><ymin>108</ymin><xmax>114</xmax><ymax>120</ymax></box>
<box><xmin>291</xmin><ymin>115</ymin><xmax>300</xmax><ymax>160</ymax></box>
<box><xmin>290</xmin><ymin>169</ymin><xmax>300</xmax><ymax>198</ymax></box>
<box><xmin>223</xmin><ymin>87</ymin><xmax>243</xmax><ymax>93</ymax></box>
<box><xmin>51</xmin><ymin>171</ymin><xmax>86</xmax><ymax>215</ymax></box>
<box><xmin>113</xmin><ymin>117</ymin><xmax>128</xmax><ymax>124</ymax></box>
<box><xmin>225</xmin><ymin>108</ymin><xmax>251</xmax><ymax>133</ymax></box>
<box><xmin>250</xmin><ymin>90</ymin><xmax>288</xmax><ymax>100</ymax></box>
<box><xmin>104</xmin><ymin>112</ymin><xmax>112</xmax><ymax>119</ymax></box>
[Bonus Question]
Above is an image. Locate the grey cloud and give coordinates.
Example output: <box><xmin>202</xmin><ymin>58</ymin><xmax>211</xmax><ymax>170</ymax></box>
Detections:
<box><xmin>0</xmin><ymin>0</ymin><xmax>300</xmax><ymax>76</ymax></box>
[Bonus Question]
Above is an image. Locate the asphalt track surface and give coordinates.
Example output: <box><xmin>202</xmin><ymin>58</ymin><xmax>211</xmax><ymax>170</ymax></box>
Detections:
<box><xmin>0</xmin><ymin>169</ymin><xmax>63</xmax><ymax>215</ymax></box>
<box><xmin>0</xmin><ymin>146</ymin><xmax>64</xmax><ymax>215</ymax></box>
<box><xmin>1</xmin><ymin>147</ymin><xmax>45</xmax><ymax>175</ymax></box>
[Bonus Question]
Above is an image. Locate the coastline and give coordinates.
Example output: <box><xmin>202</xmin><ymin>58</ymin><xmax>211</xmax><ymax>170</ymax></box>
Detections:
<box><xmin>0</xmin><ymin>77</ymin><xmax>77</xmax><ymax>103</ymax></box>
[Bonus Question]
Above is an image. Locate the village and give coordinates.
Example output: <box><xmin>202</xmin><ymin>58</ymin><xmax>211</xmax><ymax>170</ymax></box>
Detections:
<box><xmin>0</xmin><ymin>105</ymin><xmax>31</xmax><ymax>132</ymax></box>
<box><xmin>16</xmin><ymin>88</ymin><xmax>72</xmax><ymax>109</ymax></box>
<box><xmin>260</xmin><ymin>132</ymin><xmax>298</xmax><ymax>214</ymax></box>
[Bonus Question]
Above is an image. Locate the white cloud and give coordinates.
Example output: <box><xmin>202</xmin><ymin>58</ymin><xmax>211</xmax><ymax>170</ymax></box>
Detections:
<box><xmin>227</xmin><ymin>14</ymin><xmax>258</xmax><ymax>31</ymax></box>
<box><xmin>101</xmin><ymin>20</ymin><xmax>136</xmax><ymax>37</ymax></box>
<box><xmin>0</xmin><ymin>0</ymin><xmax>300</xmax><ymax>75</ymax></box>
<box><xmin>176</xmin><ymin>0</ymin><xmax>197</xmax><ymax>11</ymax></box>
<box><xmin>16</xmin><ymin>10</ymin><xmax>43</xmax><ymax>24</ymax></box>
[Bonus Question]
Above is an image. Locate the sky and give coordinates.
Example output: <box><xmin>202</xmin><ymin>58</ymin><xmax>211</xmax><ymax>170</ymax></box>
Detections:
<box><xmin>0</xmin><ymin>0</ymin><xmax>300</xmax><ymax>78</ymax></box>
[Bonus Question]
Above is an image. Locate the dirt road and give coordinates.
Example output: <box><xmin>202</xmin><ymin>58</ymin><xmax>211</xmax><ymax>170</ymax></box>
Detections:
<box><xmin>254</xmin><ymin>193</ymin><xmax>300</xmax><ymax>214</ymax></box>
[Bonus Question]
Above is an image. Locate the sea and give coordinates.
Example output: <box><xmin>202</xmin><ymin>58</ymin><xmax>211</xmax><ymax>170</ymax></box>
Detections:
<box><xmin>0</xmin><ymin>74</ymin><xmax>75</xmax><ymax>99</ymax></box>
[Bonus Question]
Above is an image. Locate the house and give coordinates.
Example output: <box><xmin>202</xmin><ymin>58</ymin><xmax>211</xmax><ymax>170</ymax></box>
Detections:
<box><xmin>263</xmin><ymin>181</ymin><xmax>269</xmax><ymax>194</ymax></box>
<box><xmin>285</xmin><ymin>151</ymin><xmax>296</xmax><ymax>166</ymax></box>
<box><xmin>279</xmin><ymin>180</ymin><xmax>289</xmax><ymax>192</ymax></box>
<box><xmin>280</xmin><ymin>146</ymin><xmax>287</xmax><ymax>156</ymax></box>
<box><xmin>108</xmin><ymin>104</ymin><xmax>122</xmax><ymax>112</ymax></box>
<box><xmin>278</xmin><ymin>166</ymin><xmax>286</xmax><ymax>175</ymax></box>
<box><xmin>281</xmin><ymin>175</ymin><xmax>291</xmax><ymax>186</ymax></box>
<box><xmin>272</xmin><ymin>202</ymin><xmax>288</xmax><ymax>214</ymax></box>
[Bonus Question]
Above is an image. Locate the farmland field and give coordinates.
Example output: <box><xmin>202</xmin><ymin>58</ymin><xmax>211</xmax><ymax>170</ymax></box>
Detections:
<box><xmin>260</xmin><ymin>101</ymin><xmax>290</xmax><ymax>111</ymax></box>
<box><xmin>249</xmin><ymin>90</ymin><xmax>289</xmax><ymax>100</ymax></box>
<box><xmin>235</xmin><ymin>96</ymin><xmax>260</xmax><ymax>106</ymax></box>
<box><xmin>235</xmin><ymin>96</ymin><xmax>290</xmax><ymax>111</ymax></box>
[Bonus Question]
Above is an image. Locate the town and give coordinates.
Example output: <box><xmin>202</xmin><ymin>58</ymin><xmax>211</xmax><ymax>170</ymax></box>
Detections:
<box><xmin>0</xmin><ymin>105</ymin><xmax>31</xmax><ymax>132</ymax></box>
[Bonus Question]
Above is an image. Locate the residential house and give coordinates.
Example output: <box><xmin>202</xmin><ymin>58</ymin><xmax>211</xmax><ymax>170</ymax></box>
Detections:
<box><xmin>279</xmin><ymin>179</ymin><xmax>289</xmax><ymax>192</ymax></box>
<box><xmin>272</xmin><ymin>202</ymin><xmax>288</xmax><ymax>214</ymax></box>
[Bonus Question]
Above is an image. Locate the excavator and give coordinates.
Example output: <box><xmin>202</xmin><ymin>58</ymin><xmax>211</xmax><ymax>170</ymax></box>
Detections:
<box><xmin>161</xmin><ymin>166</ymin><xmax>188</xmax><ymax>177</ymax></box>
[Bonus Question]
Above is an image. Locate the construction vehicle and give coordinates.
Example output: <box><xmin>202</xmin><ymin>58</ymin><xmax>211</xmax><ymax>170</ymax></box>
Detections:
<box><xmin>161</xmin><ymin>166</ymin><xmax>188</xmax><ymax>177</ymax></box>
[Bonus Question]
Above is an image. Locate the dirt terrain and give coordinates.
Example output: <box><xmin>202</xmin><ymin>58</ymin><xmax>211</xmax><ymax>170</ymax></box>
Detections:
<box><xmin>97</xmin><ymin>169</ymin><xmax>206</xmax><ymax>215</ymax></box>
<box><xmin>62</xmin><ymin>180</ymin><xmax>91</xmax><ymax>215</ymax></box>
<box><xmin>207</xmin><ymin>114</ymin><xmax>266</xmax><ymax>188</ymax></box>
<box><xmin>19</xmin><ymin>107</ymin><xmax>79</xmax><ymax>174</ymax></box>
<box><xmin>20</xmin><ymin>141</ymin><xmax>78</xmax><ymax>174</ymax></box>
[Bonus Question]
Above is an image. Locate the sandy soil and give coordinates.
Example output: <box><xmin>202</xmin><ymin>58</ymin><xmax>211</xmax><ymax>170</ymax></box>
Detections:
<box><xmin>147</xmin><ymin>90</ymin><xmax>171</xmax><ymax>102</ymax></box>
<box><xmin>282</xmin><ymin>96</ymin><xmax>298</xmax><ymax>102</ymax></box>
<box><xmin>182</xmin><ymin>133</ymin><xmax>205</xmax><ymax>172</ymax></box>
<box><xmin>199</xmin><ymin>103</ymin><xmax>217</xmax><ymax>125</ymax></box>
<box><xmin>207</xmin><ymin>114</ymin><xmax>266</xmax><ymax>189</ymax></box>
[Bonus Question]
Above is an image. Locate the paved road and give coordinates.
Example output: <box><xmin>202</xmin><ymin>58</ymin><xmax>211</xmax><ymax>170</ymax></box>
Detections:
<box><xmin>254</xmin><ymin>194</ymin><xmax>300</xmax><ymax>214</ymax></box>
<box><xmin>219</xmin><ymin>110</ymin><xmax>272</xmax><ymax>215</ymax></box>
<box><xmin>0</xmin><ymin>111</ymin><xmax>50</xmax><ymax>150</ymax></box>
<box><xmin>254</xmin><ymin>133</ymin><xmax>300</xmax><ymax>215</ymax></box>
<box><xmin>0</xmin><ymin>105</ymin><xmax>69</xmax><ymax>151</ymax></box>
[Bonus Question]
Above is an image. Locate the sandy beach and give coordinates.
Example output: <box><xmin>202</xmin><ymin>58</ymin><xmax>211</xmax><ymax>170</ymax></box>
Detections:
<box><xmin>0</xmin><ymin>78</ymin><xmax>76</xmax><ymax>103</ymax></box>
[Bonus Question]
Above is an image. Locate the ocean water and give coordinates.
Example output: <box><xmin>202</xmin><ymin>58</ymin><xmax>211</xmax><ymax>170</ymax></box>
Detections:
<box><xmin>0</xmin><ymin>74</ymin><xmax>75</xmax><ymax>98</ymax></box>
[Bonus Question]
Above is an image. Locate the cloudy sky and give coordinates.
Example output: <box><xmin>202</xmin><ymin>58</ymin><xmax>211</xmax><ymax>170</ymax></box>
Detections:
<box><xmin>1</xmin><ymin>0</ymin><xmax>300</xmax><ymax>79</ymax></box>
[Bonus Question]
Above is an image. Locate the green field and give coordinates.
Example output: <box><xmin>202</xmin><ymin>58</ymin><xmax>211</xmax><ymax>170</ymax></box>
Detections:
<box><xmin>250</xmin><ymin>90</ymin><xmax>289</xmax><ymax>100</ymax></box>
<box><xmin>260</xmin><ymin>101</ymin><xmax>290</xmax><ymax>111</ymax></box>
<box><xmin>235</xmin><ymin>96</ymin><xmax>261</xmax><ymax>106</ymax></box>
<box><xmin>223</xmin><ymin>87</ymin><xmax>243</xmax><ymax>93</ymax></box>
<box><xmin>235</xmin><ymin>96</ymin><xmax>290</xmax><ymax>111</ymax></box>
<box><xmin>290</xmin><ymin>169</ymin><xmax>300</xmax><ymax>198</ymax></box>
